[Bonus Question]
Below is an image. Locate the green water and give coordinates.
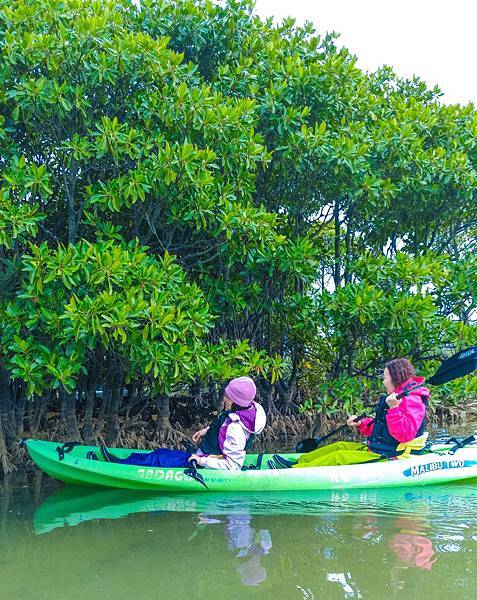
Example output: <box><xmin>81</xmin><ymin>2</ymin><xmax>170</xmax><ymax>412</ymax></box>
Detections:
<box><xmin>1</xmin><ymin>472</ymin><xmax>477</xmax><ymax>600</ymax></box>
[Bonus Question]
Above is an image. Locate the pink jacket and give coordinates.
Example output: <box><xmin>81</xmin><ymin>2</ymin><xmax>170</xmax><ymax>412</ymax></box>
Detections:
<box><xmin>357</xmin><ymin>377</ymin><xmax>429</xmax><ymax>443</ymax></box>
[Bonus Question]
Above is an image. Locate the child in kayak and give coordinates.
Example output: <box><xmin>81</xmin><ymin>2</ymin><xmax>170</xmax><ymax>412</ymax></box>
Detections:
<box><xmin>292</xmin><ymin>358</ymin><xmax>430</xmax><ymax>468</ymax></box>
<box><xmin>99</xmin><ymin>376</ymin><xmax>266</xmax><ymax>470</ymax></box>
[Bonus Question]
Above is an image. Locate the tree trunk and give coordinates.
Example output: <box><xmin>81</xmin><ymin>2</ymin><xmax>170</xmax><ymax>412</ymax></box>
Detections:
<box><xmin>155</xmin><ymin>393</ymin><xmax>171</xmax><ymax>432</ymax></box>
<box><xmin>275</xmin><ymin>378</ymin><xmax>298</xmax><ymax>416</ymax></box>
<box><xmin>64</xmin><ymin>390</ymin><xmax>81</xmax><ymax>441</ymax></box>
<box><xmin>83</xmin><ymin>369</ymin><xmax>98</xmax><ymax>444</ymax></box>
<box><xmin>93</xmin><ymin>381</ymin><xmax>110</xmax><ymax>439</ymax></box>
<box><xmin>0</xmin><ymin>367</ymin><xmax>13</xmax><ymax>447</ymax></box>
<box><xmin>28</xmin><ymin>392</ymin><xmax>49</xmax><ymax>438</ymax></box>
<box><xmin>56</xmin><ymin>389</ymin><xmax>67</xmax><ymax>437</ymax></box>
<box><xmin>210</xmin><ymin>383</ymin><xmax>226</xmax><ymax>413</ymax></box>
<box><xmin>343</xmin><ymin>203</ymin><xmax>355</xmax><ymax>284</ymax></box>
<box><xmin>333</xmin><ymin>199</ymin><xmax>342</xmax><ymax>288</ymax></box>
<box><xmin>0</xmin><ymin>419</ymin><xmax>14</xmax><ymax>474</ymax></box>
<box><xmin>14</xmin><ymin>386</ymin><xmax>26</xmax><ymax>437</ymax></box>
<box><xmin>256</xmin><ymin>379</ymin><xmax>276</xmax><ymax>416</ymax></box>
<box><xmin>311</xmin><ymin>410</ymin><xmax>328</xmax><ymax>439</ymax></box>
<box><xmin>65</xmin><ymin>159</ymin><xmax>79</xmax><ymax>243</ymax></box>
<box><xmin>105</xmin><ymin>370</ymin><xmax>123</xmax><ymax>445</ymax></box>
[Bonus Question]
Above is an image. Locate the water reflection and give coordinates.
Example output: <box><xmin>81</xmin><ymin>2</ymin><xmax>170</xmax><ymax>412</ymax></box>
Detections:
<box><xmin>389</xmin><ymin>516</ymin><xmax>436</xmax><ymax>571</ymax></box>
<box><xmin>352</xmin><ymin>512</ymin><xmax>436</xmax><ymax>570</ymax></box>
<box><xmin>1</xmin><ymin>480</ymin><xmax>477</xmax><ymax>599</ymax></box>
<box><xmin>196</xmin><ymin>513</ymin><xmax>272</xmax><ymax>586</ymax></box>
<box><xmin>30</xmin><ymin>483</ymin><xmax>477</xmax><ymax>532</ymax></box>
<box><xmin>32</xmin><ymin>484</ymin><xmax>477</xmax><ymax>591</ymax></box>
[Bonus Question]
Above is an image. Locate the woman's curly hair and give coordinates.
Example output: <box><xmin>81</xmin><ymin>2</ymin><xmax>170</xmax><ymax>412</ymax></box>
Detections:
<box><xmin>385</xmin><ymin>358</ymin><xmax>415</xmax><ymax>387</ymax></box>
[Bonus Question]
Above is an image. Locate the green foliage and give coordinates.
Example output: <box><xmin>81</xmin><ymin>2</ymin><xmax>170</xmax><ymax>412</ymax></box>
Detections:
<box><xmin>1</xmin><ymin>239</ymin><xmax>283</xmax><ymax>394</ymax></box>
<box><xmin>0</xmin><ymin>0</ymin><xmax>475</xmax><ymax>418</ymax></box>
<box><xmin>303</xmin><ymin>252</ymin><xmax>477</xmax><ymax>411</ymax></box>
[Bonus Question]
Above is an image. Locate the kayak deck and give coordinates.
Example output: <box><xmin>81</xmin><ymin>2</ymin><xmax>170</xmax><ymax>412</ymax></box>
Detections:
<box><xmin>25</xmin><ymin>439</ymin><xmax>477</xmax><ymax>492</ymax></box>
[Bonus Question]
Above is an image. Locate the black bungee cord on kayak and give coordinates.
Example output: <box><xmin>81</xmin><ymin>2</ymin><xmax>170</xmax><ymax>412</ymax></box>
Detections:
<box><xmin>52</xmin><ymin>438</ymin><xmax>209</xmax><ymax>488</ymax></box>
<box><xmin>55</xmin><ymin>441</ymin><xmax>81</xmax><ymax>461</ymax></box>
<box><xmin>447</xmin><ymin>431</ymin><xmax>477</xmax><ymax>455</ymax></box>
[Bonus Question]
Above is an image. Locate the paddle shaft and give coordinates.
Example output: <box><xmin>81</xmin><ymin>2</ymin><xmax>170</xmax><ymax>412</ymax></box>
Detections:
<box><xmin>315</xmin><ymin>412</ymin><xmax>368</xmax><ymax>445</ymax></box>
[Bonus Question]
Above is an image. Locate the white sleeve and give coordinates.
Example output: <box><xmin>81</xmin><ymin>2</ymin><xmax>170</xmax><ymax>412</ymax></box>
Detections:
<box><xmin>200</xmin><ymin>422</ymin><xmax>247</xmax><ymax>470</ymax></box>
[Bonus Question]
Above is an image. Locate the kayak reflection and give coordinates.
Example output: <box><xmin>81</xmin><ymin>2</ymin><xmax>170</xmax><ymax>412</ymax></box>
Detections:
<box><xmin>34</xmin><ymin>482</ymin><xmax>477</xmax><ymax>536</ymax></box>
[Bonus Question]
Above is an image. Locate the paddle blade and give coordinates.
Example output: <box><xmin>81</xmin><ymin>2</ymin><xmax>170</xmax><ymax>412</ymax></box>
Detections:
<box><xmin>428</xmin><ymin>347</ymin><xmax>477</xmax><ymax>386</ymax></box>
<box><xmin>184</xmin><ymin>460</ymin><xmax>209</xmax><ymax>489</ymax></box>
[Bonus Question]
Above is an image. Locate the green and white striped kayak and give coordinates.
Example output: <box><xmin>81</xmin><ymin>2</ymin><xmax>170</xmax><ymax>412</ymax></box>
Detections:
<box><xmin>25</xmin><ymin>439</ymin><xmax>477</xmax><ymax>492</ymax></box>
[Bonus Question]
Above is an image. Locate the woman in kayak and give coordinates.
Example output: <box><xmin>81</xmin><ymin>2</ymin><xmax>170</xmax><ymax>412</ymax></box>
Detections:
<box><xmin>99</xmin><ymin>376</ymin><xmax>266</xmax><ymax>470</ymax></box>
<box><xmin>292</xmin><ymin>358</ymin><xmax>430</xmax><ymax>468</ymax></box>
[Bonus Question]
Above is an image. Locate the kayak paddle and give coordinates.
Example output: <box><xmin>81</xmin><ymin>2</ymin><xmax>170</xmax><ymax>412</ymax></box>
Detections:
<box><xmin>296</xmin><ymin>346</ymin><xmax>477</xmax><ymax>453</ymax></box>
<box><xmin>184</xmin><ymin>459</ymin><xmax>209</xmax><ymax>489</ymax></box>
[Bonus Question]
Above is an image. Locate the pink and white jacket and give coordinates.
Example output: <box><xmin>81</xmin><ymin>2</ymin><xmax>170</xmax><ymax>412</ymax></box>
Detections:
<box><xmin>196</xmin><ymin>402</ymin><xmax>267</xmax><ymax>470</ymax></box>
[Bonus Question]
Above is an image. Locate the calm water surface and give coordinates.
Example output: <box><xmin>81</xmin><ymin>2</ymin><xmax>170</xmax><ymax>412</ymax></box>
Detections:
<box><xmin>1</xmin><ymin>430</ymin><xmax>477</xmax><ymax>600</ymax></box>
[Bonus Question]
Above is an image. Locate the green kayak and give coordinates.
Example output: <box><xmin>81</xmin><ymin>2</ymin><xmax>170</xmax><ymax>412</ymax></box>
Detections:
<box><xmin>25</xmin><ymin>439</ymin><xmax>477</xmax><ymax>492</ymax></box>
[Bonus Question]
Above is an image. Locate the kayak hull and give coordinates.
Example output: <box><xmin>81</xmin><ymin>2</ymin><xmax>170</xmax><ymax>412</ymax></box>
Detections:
<box><xmin>25</xmin><ymin>439</ymin><xmax>477</xmax><ymax>492</ymax></box>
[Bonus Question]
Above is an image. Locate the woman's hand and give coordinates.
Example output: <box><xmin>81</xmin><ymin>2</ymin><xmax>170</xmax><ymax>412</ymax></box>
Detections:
<box><xmin>191</xmin><ymin>426</ymin><xmax>209</xmax><ymax>444</ymax></box>
<box><xmin>386</xmin><ymin>393</ymin><xmax>402</xmax><ymax>409</ymax></box>
<box><xmin>347</xmin><ymin>415</ymin><xmax>360</xmax><ymax>428</ymax></box>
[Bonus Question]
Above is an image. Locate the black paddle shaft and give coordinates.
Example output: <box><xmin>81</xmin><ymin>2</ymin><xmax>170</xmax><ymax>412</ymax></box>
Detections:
<box><xmin>310</xmin><ymin>384</ymin><xmax>422</xmax><ymax>448</ymax></box>
<box><xmin>314</xmin><ymin>412</ymin><xmax>369</xmax><ymax>446</ymax></box>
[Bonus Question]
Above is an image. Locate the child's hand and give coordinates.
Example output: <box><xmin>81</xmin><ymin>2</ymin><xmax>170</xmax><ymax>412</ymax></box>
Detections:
<box><xmin>347</xmin><ymin>415</ymin><xmax>360</xmax><ymax>428</ymax></box>
<box><xmin>189</xmin><ymin>454</ymin><xmax>205</xmax><ymax>466</ymax></box>
<box><xmin>192</xmin><ymin>427</ymin><xmax>209</xmax><ymax>444</ymax></box>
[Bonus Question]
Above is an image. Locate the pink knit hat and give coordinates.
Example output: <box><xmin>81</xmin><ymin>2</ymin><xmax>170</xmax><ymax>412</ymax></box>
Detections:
<box><xmin>225</xmin><ymin>376</ymin><xmax>256</xmax><ymax>407</ymax></box>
